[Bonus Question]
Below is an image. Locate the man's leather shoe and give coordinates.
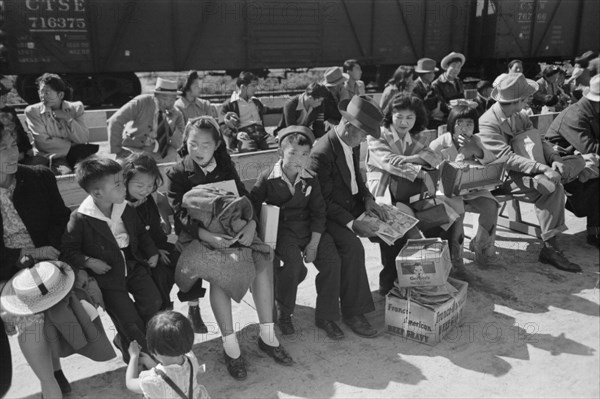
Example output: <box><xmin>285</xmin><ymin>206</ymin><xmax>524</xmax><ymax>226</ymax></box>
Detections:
<box><xmin>224</xmin><ymin>351</ymin><xmax>247</xmax><ymax>380</ymax></box>
<box><xmin>278</xmin><ymin>315</ymin><xmax>295</xmax><ymax>336</ymax></box>
<box><xmin>342</xmin><ymin>315</ymin><xmax>377</xmax><ymax>338</ymax></box>
<box><xmin>539</xmin><ymin>246</ymin><xmax>582</xmax><ymax>273</ymax></box>
<box><xmin>258</xmin><ymin>337</ymin><xmax>294</xmax><ymax>366</ymax></box>
<box><xmin>315</xmin><ymin>318</ymin><xmax>345</xmax><ymax>340</ymax></box>
<box><xmin>113</xmin><ymin>334</ymin><xmax>130</xmax><ymax>364</ymax></box>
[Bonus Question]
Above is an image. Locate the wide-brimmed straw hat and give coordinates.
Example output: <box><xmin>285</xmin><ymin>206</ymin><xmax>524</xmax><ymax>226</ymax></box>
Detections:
<box><xmin>323</xmin><ymin>67</ymin><xmax>348</xmax><ymax>87</ymax></box>
<box><xmin>415</xmin><ymin>58</ymin><xmax>439</xmax><ymax>74</ymax></box>
<box><xmin>585</xmin><ymin>74</ymin><xmax>600</xmax><ymax>102</ymax></box>
<box><xmin>490</xmin><ymin>73</ymin><xmax>539</xmax><ymax>103</ymax></box>
<box><xmin>0</xmin><ymin>261</ymin><xmax>74</xmax><ymax>316</ymax></box>
<box><xmin>440</xmin><ymin>52</ymin><xmax>466</xmax><ymax>70</ymax></box>
<box><xmin>278</xmin><ymin>125</ymin><xmax>316</xmax><ymax>146</ymax></box>
<box><xmin>339</xmin><ymin>95</ymin><xmax>383</xmax><ymax>138</ymax></box>
<box><xmin>153</xmin><ymin>78</ymin><xmax>179</xmax><ymax>96</ymax></box>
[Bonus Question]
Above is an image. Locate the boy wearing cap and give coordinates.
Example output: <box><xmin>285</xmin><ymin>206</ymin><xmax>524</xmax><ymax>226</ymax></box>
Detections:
<box><xmin>108</xmin><ymin>78</ymin><xmax>184</xmax><ymax>162</ymax></box>
<box><xmin>322</xmin><ymin>66</ymin><xmax>352</xmax><ymax>128</ymax></box>
<box><xmin>309</xmin><ymin>95</ymin><xmax>387</xmax><ymax>339</ymax></box>
<box><xmin>413</xmin><ymin>58</ymin><xmax>442</xmax><ymax>127</ymax></box>
<box><xmin>250</xmin><ymin>126</ymin><xmax>343</xmax><ymax>338</ymax></box>
<box><xmin>61</xmin><ymin>157</ymin><xmax>162</xmax><ymax>361</ymax></box>
<box><xmin>431</xmin><ymin>52</ymin><xmax>466</xmax><ymax>123</ymax></box>
<box><xmin>474</xmin><ymin>80</ymin><xmax>495</xmax><ymax>117</ymax></box>
<box><xmin>545</xmin><ymin>74</ymin><xmax>600</xmax><ymax>247</ymax></box>
<box><xmin>220</xmin><ymin>71</ymin><xmax>270</xmax><ymax>153</ymax></box>
<box><xmin>478</xmin><ymin>73</ymin><xmax>585</xmax><ymax>273</ymax></box>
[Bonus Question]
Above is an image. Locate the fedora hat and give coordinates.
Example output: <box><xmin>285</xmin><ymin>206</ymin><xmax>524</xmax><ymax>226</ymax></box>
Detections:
<box><xmin>575</xmin><ymin>50</ymin><xmax>597</xmax><ymax>64</ymax></box>
<box><xmin>153</xmin><ymin>78</ymin><xmax>179</xmax><ymax>95</ymax></box>
<box><xmin>1</xmin><ymin>261</ymin><xmax>74</xmax><ymax>316</ymax></box>
<box><xmin>339</xmin><ymin>95</ymin><xmax>383</xmax><ymax>138</ymax></box>
<box><xmin>278</xmin><ymin>125</ymin><xmax>316</xmax><ymax>146</ymax></box>
<box><xmin>585</xmin><ymin>74</ymin><xmax>600</xmax><ymax>102</ymax></box>
<box><xmin>415</xmin><ymin>58</ymin><xmax>439</xmax><ymax>74</ymax></box>
<box><xmin>440</xmin><ymin>52</ymin><xmax>466</xmax><ymax>70</ymax></box>
<box><xmin>323</xmin><ymin>67</ymin><xmax>348</xmax><ymax>87</ymax></box>
<box><xmin>490</xmin><ymin>73</ymin><xmax>539</xmax><ymax>103</ymax></box>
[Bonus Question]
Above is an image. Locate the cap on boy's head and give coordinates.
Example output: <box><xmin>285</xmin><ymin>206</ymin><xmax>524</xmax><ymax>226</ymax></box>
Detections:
<box><xmin>278</xmin><ymin>125</ymin><xmax>315</xmax><ymax>147</ymax></box>
<box><xmin>75</xmin><ymin>156</ymin><xmax>122</xmax><ymax>193</ymax></box>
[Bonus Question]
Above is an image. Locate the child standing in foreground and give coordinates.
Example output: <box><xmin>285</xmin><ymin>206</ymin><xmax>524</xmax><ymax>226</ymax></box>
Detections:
<box><xmin>250</xmin><ymin>125</ymin><xmax>344</xmax><ymax>340</ymax></box>
<box><xmin>166</xmin><ymin>116</ymin><xmax>292</xmax><ymax>381</ymax></box>
<box><xmin>126</xmin><ymin>311</ymin><xmax>210</xmax><ymax>399</ymax></box>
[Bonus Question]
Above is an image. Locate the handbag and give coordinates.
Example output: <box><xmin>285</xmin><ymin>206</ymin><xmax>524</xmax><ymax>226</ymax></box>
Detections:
<box><xmin>412</xmin><ymin>197</ymin><xmax>451</xmax><ymax>232</ymax></box>
<box><xmin>388</xmin><ymin>168</ymin><xmax>439</xmax><ymax>203</ymax></box>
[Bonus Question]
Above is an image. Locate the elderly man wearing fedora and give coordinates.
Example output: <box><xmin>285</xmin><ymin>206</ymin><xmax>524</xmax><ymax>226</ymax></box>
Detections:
<box><xmin>322</xmin><ymin>66</ymin><xmax>352</xmax><ymax>127</ymax></box>
<box><xmin>108</xmin><ymin>78</ymin><xmax>184</xmax><ymax>162</ymax></box>
<box><xmin>413</xmin><ymin>57</ymin><xmax>443</xmax><ymax>127</ymax></box>
<box><xmin>431</xmin><ymin>52</ymin><xmax>466</xmax><ymax>123</ymax></box>
<box><xmin>478</xmin><ymin>73</ymin><xmax>585</xmax><ymax>273</ymax></box>
<box><xmin>545</xmin><ymin>74</ymin><xmax>600</xmax><ymax>247</ymax></box>
<box><xmin>308</xmin><ymin>95</ymin><xmax>386</xmax><ymax>338</ymax></box>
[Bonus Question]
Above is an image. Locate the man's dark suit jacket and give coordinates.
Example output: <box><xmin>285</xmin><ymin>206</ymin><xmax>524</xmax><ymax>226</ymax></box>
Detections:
<box><xmin>308</xmin><ymin>128</ymin><xmax>374</xmax><ymax>227</ymax></box>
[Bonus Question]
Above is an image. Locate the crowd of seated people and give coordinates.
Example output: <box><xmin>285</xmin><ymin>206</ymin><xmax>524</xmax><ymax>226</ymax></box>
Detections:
<box><xmin>0</xmin><ymin>49</ymin><xmax>598</xmax><ymax>397</ymax></box>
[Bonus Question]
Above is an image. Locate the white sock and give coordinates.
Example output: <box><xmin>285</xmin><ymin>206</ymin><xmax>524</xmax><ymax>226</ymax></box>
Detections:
<box><xmin>188</xmin><ymin>300</ymin><xmax>199</xmax><ymax>307</ymax></box>
<box><xmin>259</xmin><ymin>322</ymin><xmax>280</xmax><ymax>347</ymax></box>
<box><xmin>222</xmin><ymin>333</ymin><xmax>241</xmax><ymax>359</ymax></box>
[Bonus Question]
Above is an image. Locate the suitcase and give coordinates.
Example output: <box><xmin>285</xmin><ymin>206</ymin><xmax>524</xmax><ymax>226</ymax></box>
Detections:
<box><xmin>440</xmin><ymin>161</ymin><xmax>505</xmax><ymax>197</ymax></box>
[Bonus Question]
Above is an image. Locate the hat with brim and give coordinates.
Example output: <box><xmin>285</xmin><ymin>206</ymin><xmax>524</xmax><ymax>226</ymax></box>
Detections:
<box><xmin>585</xmin><ymin>74</ymin><xmax>600</xmax><ymax>102</ymax></box>
<box><xmin>323</xmin><ymin>67</ymin><xmax>348</xmax><ymax>87</ymax></box>
<box><xmin>575</xmin><ymin>50</ymin><xmax>596</xmax><ymax>65</ymax></box>
<box><xmin>339</xmin><ymin>95</ymin><xmax>383</xmax><ymax>138</ymax></box>
<box><xmin>278</xmin><ymin>125</ymin><xmax>316</xmax><ymax>146</ymax></box>
<box><xmin>153</xmin><ymin>78</ymin><xmax>179</xmax><ymax>96</ymax></box>
<box><xmin>415</xmin><ymin>58</ymin><xmax>439</xmax><ymax>74</ymax></box>
<box><xmin>490</xmin><ymin>73</ymin><xmax>539</xmax><ymax>103</ymax></box>
<box><xmin>440</xmin><ymin>52</ymin><xmax>466</xmax><ymax>70</ymax></box>
<box><xmin>0</xmin><ymin>261</ymin><xmax>74</xmax><ymax>316</ymax></box>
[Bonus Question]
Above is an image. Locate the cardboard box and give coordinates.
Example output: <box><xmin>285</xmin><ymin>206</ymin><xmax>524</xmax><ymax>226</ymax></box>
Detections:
<box><xmin>440</xmin><ymin>161</ymin><xmax>505</xmax><ymax>197</ymax></box>
<box><xmin>385</xmin><ymin>278</ymin><xmax>468</xmax><ymax>345</ymax></box>
<box><xmin>258</xmin><ymin>203</ymin><xmax>279</xmax><ymax>249</ymax></box>
<box><xmin>395</xmin><ymin>238</ymin><xmax>451</xmax><ymax>288</ymax></box>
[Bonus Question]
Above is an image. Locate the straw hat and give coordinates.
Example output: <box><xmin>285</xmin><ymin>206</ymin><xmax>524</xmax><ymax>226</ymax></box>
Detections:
<box><xmin>585</xmin><ymin>74</ymin><xmax>599</xmax><ymax>102</ymax></box>
<box><xmin>0</xmin><ymin>261</ymin><xmax>74</xmax><ymax>316</ymax></box>
<box><xmin>339</xmin><ymin>95</ymin><xmax>383</xmax><ymax>138</ymax></box>
<box><xmin>440</xmin><ymin>52</ymin><xmax>466</xmax><ymax>70</ymax></box>
<box><xmin>153</xmin><ymin>78</ymin><xmax>179</xmax><ymax>95</ymax></box>
<box><xmin>323</xmin><ymin>67</ymin><xmax>348</xmax><ymax>87</ymax></box>
<box><xmin>278</xmin><ymin>125</ymin><xmax>315</xmax><ymax>146</ymax></box>
<box><xmin>490</xmin><ymin>73</ymin><xmax>539</xmax><ymax>103</ymax></box>
<box><xmin>415</xmin><ymin>58</ymin><xmax>439</xmax><ymax>74</ymax></box>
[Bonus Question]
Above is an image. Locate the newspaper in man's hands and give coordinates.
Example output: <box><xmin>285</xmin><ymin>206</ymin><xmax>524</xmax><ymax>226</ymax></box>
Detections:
<box><xmin>357</xmin><ymin>203</ymin><xmax>419</xmax><ymax>245</ymax></box>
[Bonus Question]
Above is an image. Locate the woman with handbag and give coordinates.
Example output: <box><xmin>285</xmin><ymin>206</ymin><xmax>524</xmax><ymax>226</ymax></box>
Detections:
<box><xmin>366</xmin><ymin>94</ymin><xmax>468</xmax><ymax>293</ymax></box>
<box><xmin>430</xmin><ymin>105</ymin><xmax>506</xmax><ymax>268</ymax></box>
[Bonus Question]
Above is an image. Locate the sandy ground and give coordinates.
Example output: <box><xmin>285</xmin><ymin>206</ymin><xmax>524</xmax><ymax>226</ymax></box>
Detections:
<box><xmin>4</xmin><ymin>204</ymin><xmax>599</xmax><ymax>399</ymax></box>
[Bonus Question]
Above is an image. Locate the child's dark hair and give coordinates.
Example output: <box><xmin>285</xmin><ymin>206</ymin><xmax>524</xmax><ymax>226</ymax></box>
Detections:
<box><xmin>236</xmin><ymin>71</ymin><xmax>258</xmax><ymax>88</ymax></box>
<box><xmin>146</xmin><ymin>311</ymin><xmax>194</xmax><ymax>357</ymax></box>
<box><xmin>178</xmin><ymin>116</ymin><xmax>232</xmax><ymax>166</ymax></box>
<box><xmin>446</xmin><ymin>105</ymin><xmax>480</xmax><ymax>135</ymax></box>
<box><xmin>476</xmin><ymin>80</ymin><xmax>492</xmax><ymax>93</ymax></box>
<box><xmin>280</xmin><ymin>133</ymin><xmax>312</xmax><ymax>151</ymax></box>
<box><xmin>343</xmin><ymin>59</ymin><xmax>360</xmax><ymax>73</ymax></box>
<box><xmin>305</xmin><ymin>82</ymin><xmax>329</xmax><ymax>100</ymax></box>
<box><xmin>75</xmin><ymin>156</ymin><xmax>122</xmax><ymax>193</ymax></box>
<box><xmin>382</xmin><ymin>93</ymin><xmax>428</xmax><ymax>133</ymax></box>
<box><xmin>120</xmin><ymin>152</ymin><xmax>163</xmax><ymax>194</ymax></box>
<box><xmin>36</xmin><ymin>73</ymin><xmax>73</xmax><ymax>100</ymax></box>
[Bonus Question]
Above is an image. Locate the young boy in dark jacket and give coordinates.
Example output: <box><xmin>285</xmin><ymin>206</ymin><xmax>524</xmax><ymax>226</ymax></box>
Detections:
<box><xmin>61</xmin><ymin>156</ymin><xmax>162</xmax><ymax>362</ymax></box>
<box><xmin>250</xmin><ymin>125</ymin><xmax>344</xmax><ymax>339</ymax></box>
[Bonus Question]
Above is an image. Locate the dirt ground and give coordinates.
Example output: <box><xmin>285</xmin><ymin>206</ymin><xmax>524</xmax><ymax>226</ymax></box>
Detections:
<box><xmin>4</xmin><ymin>207</ymin><xmax>599</xmax><ymax>399</ymax></box>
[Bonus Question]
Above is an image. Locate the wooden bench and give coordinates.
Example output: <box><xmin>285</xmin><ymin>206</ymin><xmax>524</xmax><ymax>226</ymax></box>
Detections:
<box><xmin>57</xmin><ymin>149</ymin><xmax>280</xmax><ymax>210</ymax></box>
